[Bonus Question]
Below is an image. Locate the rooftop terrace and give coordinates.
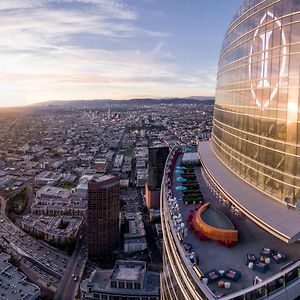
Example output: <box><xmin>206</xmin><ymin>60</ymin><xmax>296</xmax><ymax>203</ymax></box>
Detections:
<box><xmin>198</xmin><ymin>141</ymin><xmax>300</xmax><ymax>243</ymax></box>
<box><xmin>168</xmin><ymin>150</ymin><xmax>300</xmax><ymax>298</ymax></box>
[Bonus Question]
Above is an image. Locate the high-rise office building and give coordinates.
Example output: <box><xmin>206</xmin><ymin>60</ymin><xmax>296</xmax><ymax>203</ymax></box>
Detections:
<box><xmin>87</xmin><ymin>175</ymin><xmax>120</xmax><ymax>258</ymax></box>
<box><xmin>148</xmin><ymin>145</ymin><xmax>169</xmax><ymax>190</ymax></box>
<box><xmin>161</xmin><ymin>1</ymin><xmax>300</xmax><ymax>299</ymax></box>
<box><xmin>146</xmin><ymin>145</ymin><xmax>169</xmax><ymax>209</ymax></box>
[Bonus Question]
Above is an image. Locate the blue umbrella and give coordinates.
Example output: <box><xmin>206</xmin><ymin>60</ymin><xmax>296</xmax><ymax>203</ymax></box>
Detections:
<box><xmin>175</xmin><ymin>169</ymin><xmax>184</xmax><ymax>174</ymax></box>
<box><xmin>176</xmin><ymin>166</ymin><xmax>186</xmax><ymax>170</ymax></box>
<box><xmin>176</xmin><ymin>177</ymin><xmax>187</xmax><ymax>182</ymax></box>
<box><xmin>176</xmin><ymin>186</ymin><xmax>187</xmax><ymax>191</ymax></box>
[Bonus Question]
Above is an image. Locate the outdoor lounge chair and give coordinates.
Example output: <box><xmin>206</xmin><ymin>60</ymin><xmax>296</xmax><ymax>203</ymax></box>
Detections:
<box><xmin>204</xmin><ymin>269</ymin><xmax>222</xmax><ymax>283</ymax></box>
<box><xmin>223</xmin><ymin>269</ymin><xmax>241</xmax><ymax>281</ymax></box>
<box><xmin>245</xmin><ymin>253</ymin><xmax>257</xmax><ymax>265</ymax></box>
<box><xmin>272</xmin><ymin>251</ymin><xmax>287</xmax><ymax>264</ymax></box>
<box><xmin>253</xmin><ymin>262</ymin><xmax>269</xmax><ymax>273</ymax></box>
<box><xmin>260</xmin><ymin>247</ymin><xmax>274</xmax><ymax>257</ymax></box>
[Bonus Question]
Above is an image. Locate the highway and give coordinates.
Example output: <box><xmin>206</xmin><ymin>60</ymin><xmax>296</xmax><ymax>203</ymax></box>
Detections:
<box><xmin>0</xmin><ymin>195</ymin><xmax>71</xmax><ymax>293</ymax></box>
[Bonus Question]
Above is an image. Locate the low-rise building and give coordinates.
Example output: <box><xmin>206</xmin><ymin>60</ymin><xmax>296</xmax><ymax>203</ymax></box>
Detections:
<box><xmin>36</xmin><ymin>185</ymin><xmax>72</xmax><ymax>201</ymax></box>
<box><xmin>149</xmin><ymin>209</ymin><xmax>160</xmax><ymax>222</ymax></box>
<box><xmin>75</xmin><ymin>175</ymin><xmax>94</xmax><ymax>199</ymax></box>
<box><xmin>121</xmin><ymin>157</ymin><xmax>132</xmax><ymax>173</ymax></box>
<box><xmin>136</xmin><ymin>169</ymin><xmax>148</xmax><ymax>188</ymax></box>
<box><xmin>135</xmin><ymin>147</ymin><xmax>148</xmax><ymax>159</ymax></box>
<box><xmin>145</xmin><ymin>185</ymin><xmax>160</xmax><ymax>210</ymax></box>
<box><xmin>136</xmin><ymin>159</ymin><xmax>146</xmax><ymax>169</ymax></box>
<box><xmin>31</xmin><ymin>185</ymin><xmax>86</xmax><ymax>216</ymax></box>
<box><xmin>94</xmin><ymin>158</ymin><xmax>107</xmax><ymax>173</ymax></box>
<box><xmin>0</xmin><ymin>176</ymin><xmax>11</xmax><ymax>189</ymax></box>
<box><xmin>124</xmin><ymin>237</ymin><xmax>147</xmax><ymax>253</ymax></box>
<box><xmin>114</xmin><ymin>155</ymin><xmax>124</xmax><ymax>168</ymax></box>
<box><xmin>80</xmin><ymin>260</ymin><xmax>160</xmax><ymax>300</ymax></box>
<box><xmin>124</xmin><ymin>213</ymin><xmax>147</xmax><ymax>253</ymax></box>
<box><xmin>0</xmin><ymin>252</ymin><xmax>41</xmax><ymax>300</ymax></box>
<box><xmin>22</xmin><ymin>215</ymin><xmax>82</xmax><ymax>243</ymax></box>
<box><xmin>67</xmin><ymin>197</ymin><xmax>87</xmax><ymax>216</ymax></box>
<box><xmin>35</xmin><ymin>171</ymin><xmax>62</xmax><ymax>186</ymax></box>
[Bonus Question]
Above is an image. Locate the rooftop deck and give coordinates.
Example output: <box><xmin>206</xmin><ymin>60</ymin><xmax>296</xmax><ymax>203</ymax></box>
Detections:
<box><xmin>171</xmin><ymin>152</ymin><xmax>300</xmax><ymax>297</ymax></box>
<box><xmin>198</xmin><ymin>141</ymin><xmax>300</xmax><ymax>243</ymax></box>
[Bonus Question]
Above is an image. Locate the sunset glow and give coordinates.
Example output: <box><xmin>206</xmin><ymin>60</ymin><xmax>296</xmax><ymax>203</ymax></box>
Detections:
<box><xmin>0</xmin><ymin>0</ymin><xmax>240</xmax><ymax>107</ymax></box>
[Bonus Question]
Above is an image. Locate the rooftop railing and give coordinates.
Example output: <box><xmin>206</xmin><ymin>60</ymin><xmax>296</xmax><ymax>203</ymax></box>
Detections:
<box><xmin>161</xmin><ymin>145</ymin><xmax>300</xmax><ymax>300</ymax></box>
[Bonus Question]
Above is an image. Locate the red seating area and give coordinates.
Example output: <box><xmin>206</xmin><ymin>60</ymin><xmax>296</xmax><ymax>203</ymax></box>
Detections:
<box><xmin>187</xmin><ymin>204</ymin><xmax>238</xmax><ymax>248</ymax></box>
<box><xmin>188</xmin><ymin>204</ymin><xmax>210</xmax><ymax>241</ymax></box>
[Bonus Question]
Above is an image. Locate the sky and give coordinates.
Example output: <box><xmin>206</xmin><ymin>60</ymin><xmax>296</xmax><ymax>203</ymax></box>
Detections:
<box><xmin>0</xmin><ymin>0</ymin><xmax>242</xmax><ymax>107</ymax></box>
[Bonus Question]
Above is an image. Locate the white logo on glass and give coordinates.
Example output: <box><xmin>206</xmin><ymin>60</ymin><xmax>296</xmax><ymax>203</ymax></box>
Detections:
<box><xmin>249</xmin><ymin>11</ymin><xmax>287</xmax><ymax>108</ymax></box>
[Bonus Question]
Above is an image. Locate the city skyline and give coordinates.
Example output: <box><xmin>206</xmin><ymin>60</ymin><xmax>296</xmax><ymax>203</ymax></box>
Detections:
<box><xmin>1</xmin><ymin>0</ymin><xmax>300</xmax><ymax>298</ymax></box>
<box><xmin>0</xmin><ymin>0</ymin><xmax>241</xmax><ymax>107</ymax></box>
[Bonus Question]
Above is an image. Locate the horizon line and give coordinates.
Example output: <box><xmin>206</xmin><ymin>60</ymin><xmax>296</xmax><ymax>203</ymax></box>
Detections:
<box><xmin>0</xmin><ymin>95</ymin><xmax>216</xmax><ymax>108</ymax></box>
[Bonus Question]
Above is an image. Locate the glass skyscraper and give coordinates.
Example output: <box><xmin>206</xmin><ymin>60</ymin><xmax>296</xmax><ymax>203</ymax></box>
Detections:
<box><xmin>160</xmin><ymin>1</ymin><xmax>300</xmax><ymax>299</ymax></box>
<box><xmin>213</xmin><ymin>0</ymin><xmax>300</xmax><ymax>203</ymax></box>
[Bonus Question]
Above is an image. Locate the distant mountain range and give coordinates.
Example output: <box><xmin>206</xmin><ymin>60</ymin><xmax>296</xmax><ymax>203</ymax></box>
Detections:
<box><xmin>30</xmin><ymin>96</ymin><xmax>215</xmax><ymax>109</ymax></box>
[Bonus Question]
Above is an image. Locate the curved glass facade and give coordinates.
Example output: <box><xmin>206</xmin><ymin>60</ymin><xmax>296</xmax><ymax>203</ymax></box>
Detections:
<box><xmin>213</xmin><ymin>0</ymin><xmax>300</xmax><ymax>202</ymax></box>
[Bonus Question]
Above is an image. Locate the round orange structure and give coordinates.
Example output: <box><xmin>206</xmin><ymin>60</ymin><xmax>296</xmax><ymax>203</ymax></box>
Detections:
<box><xmin>193</xmin><ymin>203</ymin><xmax>238</xmax><ymax>243</ymax></box>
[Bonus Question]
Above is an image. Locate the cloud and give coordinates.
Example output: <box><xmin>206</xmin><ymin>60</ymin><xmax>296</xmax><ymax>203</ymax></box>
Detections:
<box><xmin>0</xmin><ymin>0</ymin><xmax>45</xmax><ymax>10</ymax></box>
<box><xmin>0</xmin><ymin>0</ymin><xmax>137</xmax><ymax>20</ymax></box>
<box><xmin>73</xmin><ymin>0</ymin><xmax>138</xmax><ymax>20</ymax></box>
<box><xmin>0</xmin><ymin>1</ymin><xmax>167</xmax><ymax>53</ymax></box>
<box><xmin>0</xmin><ymin>0</ymin><xmax>215</xmax><ymax>106</ymax></box>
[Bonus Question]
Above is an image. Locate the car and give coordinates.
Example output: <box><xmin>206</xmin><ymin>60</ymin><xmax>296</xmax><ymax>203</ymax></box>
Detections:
<box><xmin>74</xmin><ymin>276</ymin><xmax>78</xmax><ymax>281</ymax></box>
<box><xmin>72</xmin><ymin>273</ymin><xmax>75</xmax><ymax>277</ymax></box>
